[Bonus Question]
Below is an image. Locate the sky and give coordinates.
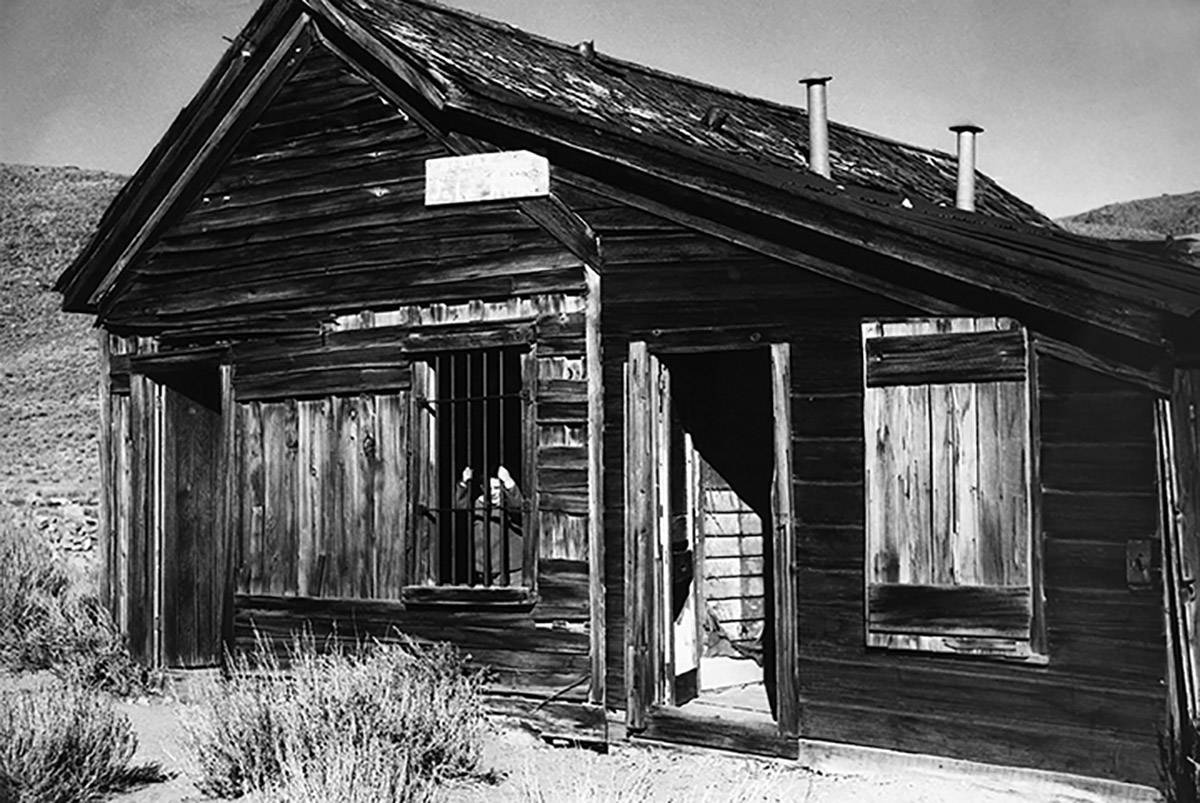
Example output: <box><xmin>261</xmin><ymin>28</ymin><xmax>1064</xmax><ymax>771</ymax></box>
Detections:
<box><xmin>2</xmin><ymin>0</ymin><xmax>1198</xmax><ymax>218</ymax></box>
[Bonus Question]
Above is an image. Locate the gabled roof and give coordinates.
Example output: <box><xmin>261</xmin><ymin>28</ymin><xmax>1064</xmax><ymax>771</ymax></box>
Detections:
<box><xmin>331</xmin><ymin>0</ymin><xmax>1050</xmax><ymax>226</ymax></box>
<box><xmin>56</xmin><ymin>0</ymin><xmax>1200</xmax><ymax>366</ymax></box>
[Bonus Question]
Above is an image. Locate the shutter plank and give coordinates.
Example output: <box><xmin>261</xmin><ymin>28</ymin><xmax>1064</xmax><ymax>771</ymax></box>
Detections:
<box><xmin>865</xmin><ymin>329</ymin><xmax>1025</xmax><ymax>387</ymax></box>
<box><xmin>241</xmin><ymin>401</ymin><xmax>265</xmax><ymax>594</ymax></box>
<box><xmin>950</xmin><ymin>379</ymin><xmax>980</xmax><ymax>585</ymax></box>
<box><xmin>864</xmin><ymin>323</ymin><xmax>888</xmax><ymax>582</ymax></box>
<box><xmin>976</xmin><ymin>367</ymin><xmax>1005</xmax><ymax>584</ymax></box>
<box><xmin>999</xmin><ymin>378</ymin><xmax>1029</xmax><ymax>585</ymax></box>
<box><xmin>901</xmin><ymin>384</ymin><xmax>933</xmax><ymax>583</ymax></box>
<box><xmin>868</xmin><ymin>583</ymin><xmax>1031</xmax><ymax>638</ymax></box>
<box><xmin>296</xmin><ymin>399</ymin><xmax>319</xmax><ymax>596</ymax></box>
<box><xmin>374</xmin><ymin>392</ymin><xmax>408</xmax><ymax>598</ymax></box>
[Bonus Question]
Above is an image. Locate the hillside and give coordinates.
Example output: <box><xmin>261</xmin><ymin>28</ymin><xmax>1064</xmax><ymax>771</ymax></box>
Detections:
<box><xmin>0</xmin><ymin>163</ymin><xmax>126</xmax><ymax>501</ymax></box>
<box><xmin>1057</xmin><ymin>190</ymin><xmax>1200</xmax><ymax>241</ymax></box>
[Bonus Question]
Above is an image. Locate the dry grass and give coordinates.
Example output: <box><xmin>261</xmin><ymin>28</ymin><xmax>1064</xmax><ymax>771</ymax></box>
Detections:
<box><xmin>0</xmin><ymin>680</ymin><xmax>164</xmax><ymax>803</ymax></box>
<box><xmin>0</xmin><ymin>506</ymin><xmax>149</xmax><ymax>695</ymax></box>
<box><xmin>181</xmin><ymin>632</ymin><xmax>488</xmax><ymax>801</ymax></box>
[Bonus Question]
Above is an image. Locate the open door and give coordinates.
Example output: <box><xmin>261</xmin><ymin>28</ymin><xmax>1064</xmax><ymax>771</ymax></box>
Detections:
<box><xmin>625</xmin><ymin>341</ymin><xmax>798</xmax><ymax>753</ymax></box>
<box><xmin>139</xmin><ymin>357</ymin><xmax>227</xmax><ymax>668</ymax></box>
<box><xmin>624</xmin><ymin>343</ymin><xmax>688</xmax><ymax>725</ymax></box>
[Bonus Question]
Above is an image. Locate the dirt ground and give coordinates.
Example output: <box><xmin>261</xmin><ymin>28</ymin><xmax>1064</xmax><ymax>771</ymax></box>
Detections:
<box><xmin>106</xmin><ymin>697</ymin><xmax>1158</xmax><ymax>803</ymax></box>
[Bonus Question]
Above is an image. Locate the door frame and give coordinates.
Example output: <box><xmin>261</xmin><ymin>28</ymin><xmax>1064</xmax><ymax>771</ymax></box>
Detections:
<box><xmin>130</xmin><ymin>349</ymin><xmax>228</xmax><ymax>669</ymax></box>
<box><xmin>624</xmin><ymin>340</ymin><xmax>799</xmax><ymax>750</ymax></box>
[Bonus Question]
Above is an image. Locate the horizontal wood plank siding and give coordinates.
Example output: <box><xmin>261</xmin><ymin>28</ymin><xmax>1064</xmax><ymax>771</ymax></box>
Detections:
<box><xmin>233</xmin><ymin>593</ymin><xmax>590</xmax><ymax>700</ymax></box>
<box><xmin>867</xmin><ymin>584</ymin><xmax>1031</xmax><ymax>638</ymax></box>
<box><xmin>795</xmin><ymin>349</ymin><xmax>1164</xmax><ymax>784</ymax></box>
<box><xmin>569</xmin><ymin>182</ymin><xmax>1165</xmax><ymax>783</ymax></box>
<box><xmin>104</xmin><ymin>43</ymin><xmax>584</xmax><ymax>337</ymax></box>
<box><xmin>865</xmin><ymin>328</ymin><xmax>1025</xmax><ymax>386</ymax></box>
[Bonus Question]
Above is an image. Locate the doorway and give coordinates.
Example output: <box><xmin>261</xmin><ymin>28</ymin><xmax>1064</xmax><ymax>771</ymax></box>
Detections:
<box><xmin>143</xmin><ymin>362</ymin><xmax>226</xmax><ymax>668</ymax></box>
<box><xmin>624</xmin><ymin>341</ymin><xmax>798</xmax><ymax>754</ymax></box>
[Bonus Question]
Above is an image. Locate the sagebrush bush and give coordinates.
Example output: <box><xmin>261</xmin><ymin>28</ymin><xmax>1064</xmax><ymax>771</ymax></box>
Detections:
<box><xmin>0</xmin><ymin>506</ymin><xmax>149</xmax><ymax>695</ymax></box>
<box><xmin>0</xmin><ymin>681</ymin><xmax>163</xmax><ymax>803</ymax></box>
<box><xmin>182</xmin><ymin>632</ymin><xmax>487</xmax><ymax>801</ymax></box>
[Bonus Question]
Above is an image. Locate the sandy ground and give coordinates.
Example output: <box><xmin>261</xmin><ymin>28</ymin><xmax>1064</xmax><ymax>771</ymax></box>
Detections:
<box><xmin>102</xmin><ymin>696</ymin><xmax>1157</xmax><ymax>803</ymax></box>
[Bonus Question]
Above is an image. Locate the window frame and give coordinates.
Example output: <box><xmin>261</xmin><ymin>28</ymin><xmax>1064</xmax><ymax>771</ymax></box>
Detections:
<box><xmin>402</xmin><ymin>331</ymin><xmax>539</xmax><ymax>603</ymax></box>
<box><xmin>861</xmin><ymin>317</ymin><xmax>1046</xmax><ymax>662</ymax></box>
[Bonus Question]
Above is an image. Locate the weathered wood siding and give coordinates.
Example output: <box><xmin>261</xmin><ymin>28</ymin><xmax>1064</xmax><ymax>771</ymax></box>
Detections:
<box><xmin>576</xmin><ymin>183</ymin><xmax>915</xmax><ymax>708</ymax></box>
<box><xmin>225</xmin><ymin>296</ymin><xmax>592</xmax><ymax>702</ymax></box>
<box><xmin>102</xmin><ymin>336</ymin><xmax>134</xmax><ymax>641</ymax></box>
<box><xmin>568</xmin><ymin>183</ymin><xmax>1164</xmax><ymax>783</ymax></box>
<box><xmin>699</xmin><ymin>461</ymin><xmax>765</xmax><ymax>648</ymax></box>
<box><xmin>93</xmin><ymin>41</ymin><xmax>595</xmax><ymax>703</ymax></box>
<box><xmin>101</xmin><ymin>43</ymin><xmax>585</xmax><ymax>339</ymax></box>
<box><xmin>796</xmin><ymin>346</ymin><xmax>1162</xmax><ymax>784</ymax></box>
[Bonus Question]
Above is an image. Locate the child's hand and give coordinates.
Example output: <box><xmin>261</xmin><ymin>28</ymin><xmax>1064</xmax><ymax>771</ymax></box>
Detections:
<box><xmin>496</xmin><ymin>465</ymin><xmax>515</xmax><ymax>488</ymax></box>
<box><xmin>460</xmin><ymin>466</ymin><xmax>473</xmax><ymax>484</ymax></box>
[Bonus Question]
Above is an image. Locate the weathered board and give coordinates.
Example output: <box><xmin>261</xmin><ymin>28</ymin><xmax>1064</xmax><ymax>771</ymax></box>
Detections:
<box><xmin>101</xmin><ymin>44</ymin><xmax>585</xmax><ymax>338</ymax></box>
<box><xmin>697</xmin><ymin>461</ymin><xmax>765</xmax><ymax>647</ymax></box>
<box><xmin>562</xmin><ymin>182</ymin><xmax>1165</xmax><ymax>783</ymax></box>
<box><xmin>424</xmin><ymin>151</ymin><xmax>550</xmax><ymax>206</ymax></box>
<box><xmin>861</xmin><ymin>318</ymin><xmax>1034</xmax><ymax>657</ymax></box>
<box><xmin>218</xmin><ymin>293</ymin><xmax>593</xmax><ymax>701</ymax></box>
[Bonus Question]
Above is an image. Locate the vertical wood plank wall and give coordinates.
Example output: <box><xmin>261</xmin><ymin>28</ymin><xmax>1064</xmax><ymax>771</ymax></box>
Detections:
<box><xmin>562</xmin><ymin>184</ymin><xmax>1165</xmax><ymax>784</ymax></box>
<box><xmin>94</xmin><ymin>42</ymin><xmax>599</xmax><ymax>711</ymax></box>
<box><xmin>227</xmin><ymin>296</ymin><xmax>593</xmax><ymax>703</ymax></box>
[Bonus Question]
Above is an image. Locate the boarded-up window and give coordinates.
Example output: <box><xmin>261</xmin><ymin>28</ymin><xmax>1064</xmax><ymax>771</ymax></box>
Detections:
<box><xmin>862</xmin><ymin>318</ymin><xmax>1041</xmax><ymax>659</ymax></box>
<box><xmin>411</xmin><ymin>347</ymin><xmax>534</xmax><ymax>588</ymax></box>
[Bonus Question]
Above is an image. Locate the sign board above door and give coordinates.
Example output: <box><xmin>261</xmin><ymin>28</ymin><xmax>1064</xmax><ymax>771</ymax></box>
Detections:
<box><xmin>424</xmin><ymin>151</ymin><xmax>550</xmax><ymax>206</ymax></box>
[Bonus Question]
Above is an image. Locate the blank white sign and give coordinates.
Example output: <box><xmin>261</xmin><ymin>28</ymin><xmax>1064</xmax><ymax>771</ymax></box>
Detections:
<box><xmin>424</xmin><ymin>150</ymin><xmax>550</xmax><ymax>206</ymax></box>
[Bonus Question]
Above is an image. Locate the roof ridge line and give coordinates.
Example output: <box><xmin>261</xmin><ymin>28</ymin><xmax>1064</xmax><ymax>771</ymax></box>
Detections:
<box><xmin>364</xmin><ymin>0</ymin><xmax>968</xmax><ymax>167</ymax></box>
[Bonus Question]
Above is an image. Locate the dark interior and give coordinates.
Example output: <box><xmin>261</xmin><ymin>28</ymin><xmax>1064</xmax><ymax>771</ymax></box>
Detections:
<box><xmin>663</xmin><ymin>348</ymin><xmax>777</xmax><ymax>715</ymax></box>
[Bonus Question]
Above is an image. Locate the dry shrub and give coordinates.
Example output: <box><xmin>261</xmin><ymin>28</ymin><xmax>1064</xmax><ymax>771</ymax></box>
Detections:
<box><xmin>0</xmin><ymin>506</ymin><xmax>148</xmax><ymax>695</ymax></box>
<box><xmin>0</xmin><ymin>680</ymin><xmax>164</xmax><ymax>803</ymax></box>
<box><xmin>182</xmin><ymin>632</ymin><xmax>487</xmax><ymax>801</ymax></box>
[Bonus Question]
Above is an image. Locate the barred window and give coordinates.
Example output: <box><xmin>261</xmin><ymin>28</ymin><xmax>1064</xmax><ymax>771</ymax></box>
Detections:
<box><xmin>413</xmin><ymin>347</ymin><xmax>530</xmax><ymax>588</ymax></box>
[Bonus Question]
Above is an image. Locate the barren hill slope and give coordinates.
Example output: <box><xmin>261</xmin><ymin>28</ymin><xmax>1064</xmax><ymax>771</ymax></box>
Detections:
<box><xmin>0</xmin><ymin>163</ymin><xmax>126</xmax><ymax>500</ymax></box>
<box><xmin>1057</xmin><ymin>190</ymin><xmax>1200</xmax><ymax>240</ymax></box>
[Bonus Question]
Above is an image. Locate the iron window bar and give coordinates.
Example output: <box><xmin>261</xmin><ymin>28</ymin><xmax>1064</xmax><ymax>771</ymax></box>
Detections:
<box><xmin>429</xmin><ymin>347</ymin><xmax>526</xmax><ymax>588</ymax></box>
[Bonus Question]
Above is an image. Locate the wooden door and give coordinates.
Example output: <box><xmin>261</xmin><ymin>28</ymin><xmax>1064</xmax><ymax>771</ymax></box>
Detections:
<box><xmin>156</xmin><ymin>370</ymin><xmax>225</xmax><ymax>667</ymax></box>
<box><xmin>625</xmin><ymin>341</ymin><xmax>666</xmax><ymax>727</ymax></box>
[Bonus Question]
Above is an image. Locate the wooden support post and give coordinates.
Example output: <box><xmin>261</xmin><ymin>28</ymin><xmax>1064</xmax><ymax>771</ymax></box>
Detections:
<box><xmin>97</xmin><ymin>332</ymin><xmax>114</xmax><ymax>618</ymax></box>
<box><xmin>585</xmin><ymin>266</ymin><xmax>606</xmax><ymax>711</ymax></box>
<box><xmin>1160</xmin><ymin>369</ymin><xmax>1200</xmax><ymax>793</ymax></box>
<box><xmin>624</xmin><ymin>341</ymin><xmax>653</xmax><ymax>730</ymax></box>
<box><xmin>770</xmin><ymin>342</ymin><xmax>800</xmax><ymax>739</ymax></box>
<box><xmin>219</xmin><ymin>364</ymin><xmax>237</xmax><ymax>660</ymax></box>
<box><xmin>127</xmin><ymin>370</ymin><xmax>152</xmax><ymax>663</ymax></box>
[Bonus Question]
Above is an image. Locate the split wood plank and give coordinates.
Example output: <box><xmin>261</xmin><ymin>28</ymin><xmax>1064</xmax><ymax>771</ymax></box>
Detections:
<box><xmin>374</xmin><ymin>392</ymin><xmax>409</xmax><ymax>598</ymax></box>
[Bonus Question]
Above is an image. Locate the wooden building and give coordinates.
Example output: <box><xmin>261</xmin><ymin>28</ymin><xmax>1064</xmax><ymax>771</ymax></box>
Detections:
<box><xmin>57</xmin><ymin>0</ymin><xmax>1200</xmax><ymax>789</ymax></box>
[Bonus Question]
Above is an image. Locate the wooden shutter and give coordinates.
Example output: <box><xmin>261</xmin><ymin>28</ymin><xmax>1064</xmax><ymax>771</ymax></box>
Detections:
<box><xmin>862</xmin><ymin>318</ymin><xmax>1038</xmax><ymax>659</ymax></box>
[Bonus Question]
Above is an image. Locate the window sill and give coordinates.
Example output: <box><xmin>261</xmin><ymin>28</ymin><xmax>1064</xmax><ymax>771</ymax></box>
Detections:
<box><xmin>866</xmin><ymin>632</ymin><xmax>1049</xmax><ymax>665</ymax></box>
<box><xmin>400</xmin><ymin>585</ymin><xmax>538</xmax><ymax>609</ymax></box>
